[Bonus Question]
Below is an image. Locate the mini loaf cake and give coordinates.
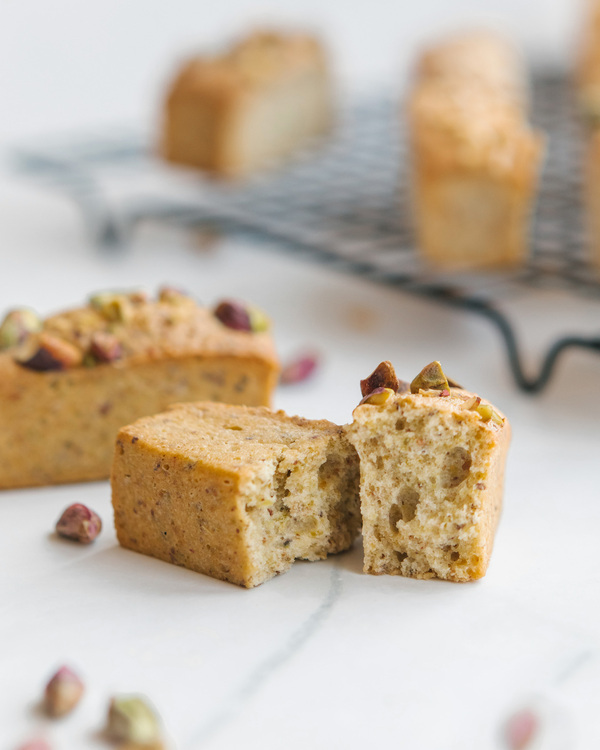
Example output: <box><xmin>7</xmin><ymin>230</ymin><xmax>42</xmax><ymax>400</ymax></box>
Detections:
<box><xmin>346</xmin><ymin>361</ymin><xmax>510</xmax><ymax>582</ymax></box>
<box><xmin>584</xmin><ymin>131</ymin><xmax>600</xmax><ymax>269</ymax></box>
<box><xmin>163</xmin><ymin>29</ymin><xmax>333</xmax><ymax>177</ymax></box>
<box><xmin>408</xmin><ymin>31</ymin><xmax>544</xmax><ymax>270</ymax></box>
<box><xmin>111</xmin><ymin>402</ymin><xmax>360</xmax><ymax>587</ymax></box>
<box><xmin>0</xmin><ymin>291</ymin><xmax>278</xmax><ymax>489</ymax></box>
<box><xmin>575</xmin><ymin>0</ymin><xmax>600</xmax><ymax>125</ymax></box>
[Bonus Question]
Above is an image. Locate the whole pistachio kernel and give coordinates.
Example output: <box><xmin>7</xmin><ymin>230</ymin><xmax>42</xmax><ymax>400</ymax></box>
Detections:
<box><xmin>17</xmin><ymin>333</ymin><xmax>83</xmax><ymax>372</ymax></box>
<box><xmin>107</xmin><ymin>696</ymin><xmax>162</xmax><ymax>744</ymax></box>
<box><xmin>44</xmin><ymin>665</ymin><xmax>84</xmax><ymax>717</ymax></box>
<box><xmin>360</xmin><ymin>360</ymin><xmax>399</xmax><ymax>397</ymax></box>
<box><xmin>89</xmin><ymin>331</ymin><xmax>123</xmax><ymax>363</ymax></box>
<box><xmin>89</xmin><ymin>292</ymin><xmax>133</xmax><ymax>323</ymax></box>
<box><xmin>359</xmin><ymin>387</ymin><xmax>395</xmax><ymax>406</ymax></box>
<box><xmin>214</xmin><ymin>300</ymin><xmax>251</xmax><ymax>331</ymax></box>
<box><xmin>410</xmin><ymin>361</ymin><xmax>449</xmax><ymax>393</ymax></box>
<box><xmin>56</xmin><ymin>503</ymin><xmax>102</xmax><ymax>543</ymax></box>
<box><xmin>0</xmin><ymin>308</ymin><xmax>42</xmax><ymax>350</ymax></box>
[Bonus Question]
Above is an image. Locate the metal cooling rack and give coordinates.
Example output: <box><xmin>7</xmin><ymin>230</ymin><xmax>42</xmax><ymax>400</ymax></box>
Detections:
<box><xmin>11</xmin><ymin>72</ymin><xmax>600</xmax><ymax>393</ymax></box>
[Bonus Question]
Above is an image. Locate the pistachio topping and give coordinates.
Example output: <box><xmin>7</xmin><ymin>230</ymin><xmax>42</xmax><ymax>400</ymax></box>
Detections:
<box><xmin>107</xmin><ymin>696</ymin><xmax>162</xmax><ymax>744</ymax></box>
<box><xmin>359</xmin><ymin>387</ymin><xmax>396</xmax><ymax>406</ymax></box>
<box><xmin>463</xmin><ymin>395</ymin><xmax>504</xmax><ymax>425</ymax></box>
<box><xmin>158</xmin><ymin>285</ymin><xmax>191</xmax><ymax>304</ymax></box>
<box><xmin>247</xmin><ymin>304</ymin><xmax>270</xmax><ymax>333</ymax></box>
<box><xmin>16</xmin><ymin>333</ymin><xmax>83</xmax><ymax>372</ymax></box>
<box><xmin>89</xmin><ymin>292</ymin><xmax>137</xmax><ymax>323</ymax></box>
<box><xmin>89</xmin><ymin>331</ymin><xmax>123</xmax><ymax>364</ymax></box>
<box><xmin>0</xmin><ymin>308</ymin><xmax>42</xmax><ymax>350</ymax></box>
<box><xmin>410</xmin><ymin>360</ymin><xmax>449</xmax><ymax>393</ymax></box>
<box><xmin>360</xmin><ymin>360</ymin><xmax>400</xmax><ymax>397</ymax></box>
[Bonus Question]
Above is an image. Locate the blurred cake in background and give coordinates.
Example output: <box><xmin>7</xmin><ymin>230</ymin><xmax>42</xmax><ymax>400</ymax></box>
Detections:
<box><xmin>407</xmin><ymin>32</ymin><xmax>544</xmax><ymax>271</ymax></box>
<box><xmin>162</xmin><ymin>30</ymin><xmax>333</xmax><ymax>178</ymax></box>
<box><xmin>575</xmin><ymin>0</ymin><xmax>600</xmax><ymax>125</ymax></box>
<box><xmin>576</xmin><ymin>1</ymin><xmax>600</xmax><ymax>270</ymax></box>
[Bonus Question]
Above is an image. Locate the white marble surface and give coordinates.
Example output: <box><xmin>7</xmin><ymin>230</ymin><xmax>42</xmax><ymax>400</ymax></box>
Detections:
<box><xmin>1</xmin><ymin>174</ymin><xmax>600</xmax><ymax>749</ymax></box>
<box><xmin>2</xmin><ymin>1</ymin><xmax>600</xmax><ymax>748</ymax></box>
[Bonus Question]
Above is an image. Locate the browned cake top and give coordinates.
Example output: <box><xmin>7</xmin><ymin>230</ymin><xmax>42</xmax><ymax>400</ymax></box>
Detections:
<box><xmin>169</xmin><ymin>30</ymin><xmax>327</xmax><ymax>96</ymax></box>
<box><xmin>119</xmin><ymin>402</ymin><xmax>342</xmax><ymax>472</ymax></box>
<box><xmin>415</xmin><ymin>31</ymin><xmax>524</xmax><ymax>102</ymax></box>
<box><xmin>0</xmin><ymin>289</ymin><xmax>278</xmax><ymax>373</ymax></box>
<box><xmin>353</xmin><ymin>387</ymin><xmax>507</xmax><ymax>435</ymax></box>
<box><xmin>409</xmin><ymin>31</ymin><xmax>541</xmax><ymax>176</ymax></box>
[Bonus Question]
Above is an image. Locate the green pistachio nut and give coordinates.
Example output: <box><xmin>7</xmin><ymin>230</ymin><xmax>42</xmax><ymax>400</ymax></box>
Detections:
<box><xmin>410</xmin><ymin>361</ymin><xmax>449</xmax><ymax>393</ymax></box>
<box><xmin>0</xmin><ymin>308</ymin><xmax>42</xmax><ymax>350</ymax></box>
<box><xmin>248</xmin><ymin>305</ymin><xmax>270</xmax><ymax>333</ymax></box>
<box><xmin>107</xmin><ymin>696</ymin><xmax>161</xmax><ymax>744</ymax></box>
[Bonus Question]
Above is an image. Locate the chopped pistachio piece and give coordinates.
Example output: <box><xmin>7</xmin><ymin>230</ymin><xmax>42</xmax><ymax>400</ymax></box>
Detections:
<box><xmin>248</xmin><ymin>305</ymin><xmax>270</xmax><ymax>333</ymax></box>
<box><xmin>0</xmin><ymin>308</ymin><xmax>42</xmax><ymax>350</ymax></box>
<box><xmin>107</xmin><ymin>696</ymin><xmax>162</xmax><ymax>744</ymax></box>
<box><xmin>360</xmin><ymin>361</ymin><xmax>400</xmax><ymax>397</ymax></box>
<box><xmin>359</xmin><ymin>387</ymin><xmax>395</xmax><ymax>406</ymax></box>
<box><xmin>410</xmin><ymin>361</ymin><xmax>449</xmax><ymax>393</ymax></box>
<box><xmin>89</xmin><ymin>292</ymin><xmax>134</xmax><ymax>323</ymax></box>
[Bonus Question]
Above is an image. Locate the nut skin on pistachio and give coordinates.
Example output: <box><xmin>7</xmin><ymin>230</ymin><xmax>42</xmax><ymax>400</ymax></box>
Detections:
<box><xmin>89</xmin><ymin>331</ymin><xmax>123</xmax><ymax>364</ymax></box>
<box><xmin>15</xmin><ymin>739</ymin><xmax>52</xmax><ymax>750</ymax></box>
<box><xmin>44</xmin><ymin>665</ymin><xmax>84</xmax><ymax>717</ymax></box>
<box><xmin>55</xmin><ymin>504</ymin><xmax>102</xmax><ymax>544</ymax></box>
<box><xmin>358</xmin><ymin>387</ymin><xmax>396</xmax><ymax>406</ymax></box>
<box><xmin>214</xmin><ymin>300</ymin><xmax>270</xmax><ymax>333</ymax></box>
<box><xmin>360</xmin><ymin>361</ymin><xmax>400</xmax><ymax>397</ymax></box>
<box><xmin>0</xmin><ymin>308</ymin><xmax>42</xmax><ymax>350</ymax></box>
<box><xmin>410</xmin><ymin>361</ymin><xmax>449</xmax><ymax>393</ymax></box>
<box><xmin>107</xmin><ymin>696</ymin><xmax>162</xmax><ymax>744</ymax></box>
<box><xmin>16</xmin><ymin>333</ymin><xmax>83</xmax><ymax>372</ymax></box>
<box><xmin>280</xmin><ymin>352</ymin><xmax>319</xmax><ymax>385</ymax></box>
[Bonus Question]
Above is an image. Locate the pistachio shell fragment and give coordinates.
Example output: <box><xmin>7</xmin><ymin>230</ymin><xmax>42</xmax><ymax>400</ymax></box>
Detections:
<box><xmin>0</xmin><ymin>308</ymin><xmax>41</xmax><ymax>350</ymax></box>
<box><xmin>410</xmin><ymin>361</ymin><xmax>449</xmax><ymax>393</ymax></box>
<box><xmin>360</xmin><ymin>360</ymin><xmax>400</xmax><ymax>397</ymax></box>
<box><xmin>107</xmin><ymin>696</ymin><xmax>162</xmax><ymax>744</ymax></box>
<box><xmin>359</xmin><ymin>387</ymin><xmax>395</xmax><ymax>406</ymax></box>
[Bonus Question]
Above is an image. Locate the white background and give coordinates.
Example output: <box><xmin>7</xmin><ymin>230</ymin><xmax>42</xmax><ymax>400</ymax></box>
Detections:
<box><xmin>1</xmin><ymin>1</ymin><xmax>599</xmax><ymax>749</ymax></box>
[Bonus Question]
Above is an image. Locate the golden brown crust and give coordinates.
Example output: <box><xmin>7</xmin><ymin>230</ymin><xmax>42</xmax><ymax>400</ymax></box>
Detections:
<box><xmin>169</xmin><ymin>31</ymin><xmax>328</xmax><ymax>97</ymax></box>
